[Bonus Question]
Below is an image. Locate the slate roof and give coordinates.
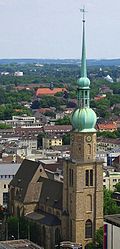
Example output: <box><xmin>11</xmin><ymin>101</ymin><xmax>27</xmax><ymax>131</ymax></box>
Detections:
<box><xmin>0</xmin><ymin>240</ymin><xmax>43</xmax><ymax>249</ymax></box>
<box><xmin>26</xmin><ymin>211</ymin><xmax>61</xmax><ymax>226</ymax></box>
<box><xmin>38</xmin><ymin>176</ymin><xmax>63</xmax><ymax>210</ymax></box>
<box><xmin>24</xmin><ymin>182</ymin><xmax>42</xmax><ymax>204</ymax></box>
<box><xmin>10</xmin><ymin>159</ymin><xmax>40</xmax><ymax>202</ymax></box>
<box><xmin>0</xmin><ymin>163</ymin><xmax>20</xmax><ymax>175</ymax></box>
<box><xmin>40</xmin><ymin>161</ymin><xmax>63</xmax><ymax>173</ymax></box>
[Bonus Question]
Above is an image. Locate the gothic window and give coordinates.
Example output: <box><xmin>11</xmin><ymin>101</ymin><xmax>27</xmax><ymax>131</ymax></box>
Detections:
<box><xmin>85</xmin><ymin>219</ymin><xmax>92</xmax><ymax>238</ymax></box>
<box><xmin>90</xmin><ymin>170</ymin><xmax>93</xmax><ymax>186</ymax></box>
<box><xmin>86</xmin><ymin>195</ymin><xmax>92</xmax><ymax>212</ymax></box>
<box><xmin>85</xmin><ymin>170</ymin><xmax>89</xmax><ymax>186</ymax></box>
<box><xmin>87</xmin><ymin>144</ymin><xmax>91</xmax><ymax>154</ymax></box>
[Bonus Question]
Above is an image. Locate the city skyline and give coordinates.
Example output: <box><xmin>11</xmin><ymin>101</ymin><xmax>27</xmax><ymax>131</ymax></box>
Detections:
<box><xmin>0</xmin><ymin>0</ymin><xmax>119</xmax><ymax>59</ymax></box>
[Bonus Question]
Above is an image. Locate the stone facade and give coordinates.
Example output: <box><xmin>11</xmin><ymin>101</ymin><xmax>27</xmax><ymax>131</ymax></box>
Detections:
<box><xmin>63</xmin><ymin>131</ymin><xmax>103</xmax><ymax>248</ymax></box>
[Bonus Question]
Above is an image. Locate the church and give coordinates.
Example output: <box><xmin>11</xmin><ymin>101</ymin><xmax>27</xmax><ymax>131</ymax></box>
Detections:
<box><xmin>62</xmin><ymin>11</ymin><xmax>103</xmax><ymax>248</ymax></box>
<box><xmin>9</xmin><ymin>11</ymin><xmax>103</xmax><ymax>249</ymax></box>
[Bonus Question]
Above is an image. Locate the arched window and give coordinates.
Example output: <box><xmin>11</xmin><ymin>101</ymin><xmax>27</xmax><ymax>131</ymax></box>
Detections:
<box><xmin>85</xmin><ymin>170</ymin><xmax>93</xmax><ymax>187</ymax></box>
<box><xmin>85</xmin><ymin>170</ymin><xmax>89</xmax><ymax>186</ymax></box>
<box><xmin>86</xmin><ymin>195</ymin><xmax>92</xmax><ymax>212</ymax></box>
<box><xmin>85</xmin><ymin>219</ymin><xmax>92</xmax><ymax>238</ymax></box>
<box><xmin>90</xmin><ymin>170</ymin><xmax>93</xmax><ymax>186</ymax></box>
<box><xmin>87</xmin><ymin>144</ymin><xmax>91</xmax><ymax>154</ymax></box>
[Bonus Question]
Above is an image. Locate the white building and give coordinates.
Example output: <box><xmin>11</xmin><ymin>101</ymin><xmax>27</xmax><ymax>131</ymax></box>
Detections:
<box><xmin>18</xmin><ymin>136</ymin><xmax>38</xmax><ymax>151</ymax></box>
<box><xmin>14</xmin><ymin>71</ymin><xmax>23</xmax><ymax>77</ymax></box>
<box><xmin>0</xmin><ymin>163</ymin><xmax>20</xmax><ymax>207</ymax></box>
<box><xmin>12</xmin><ymin>115</ymin><xmax>36</xmax><ymax>125</ymax></box>
<box><xmin>104</xmin><ymin>215</ymin><xmax>120</xmax><ymax>249</ymax></box>
<box><xmin>103</xmin><ymin>171</ymin><xmax>120</xmax><ymax>191</ymax></box>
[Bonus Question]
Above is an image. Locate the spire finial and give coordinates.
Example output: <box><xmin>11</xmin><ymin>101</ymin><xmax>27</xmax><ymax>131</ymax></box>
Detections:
<box><xmin>80</xmin><ymin>6</ymin><xmax>87</xmax><ymax>22</ymax></box>
<box><xmin>80</xmin><ymin>6</ymin><xmax>88</xmax><ymax>77</ymax></box>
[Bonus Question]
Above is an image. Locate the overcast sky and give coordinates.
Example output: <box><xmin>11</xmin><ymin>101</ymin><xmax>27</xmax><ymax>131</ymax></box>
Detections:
<box><xmin>0</xmin><ymin>0</ymin><xmax>119</xmax><ymax>59</ymax></box>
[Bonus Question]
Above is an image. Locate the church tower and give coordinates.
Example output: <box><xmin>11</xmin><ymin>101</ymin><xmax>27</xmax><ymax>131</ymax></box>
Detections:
<box><xmin>62</xmin><ymin>10</ymin><xmax>103</xmax><ymax>249</ymax></box>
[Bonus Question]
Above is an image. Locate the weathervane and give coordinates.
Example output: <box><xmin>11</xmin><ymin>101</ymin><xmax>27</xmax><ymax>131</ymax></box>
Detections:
<box><xmin>80</xmin><ymin>6</ymin><xmax>87</xmax><ymax>22</ymax></box>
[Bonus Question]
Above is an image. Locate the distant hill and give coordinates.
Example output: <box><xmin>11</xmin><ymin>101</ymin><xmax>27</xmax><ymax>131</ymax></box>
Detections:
<box><xmin>0</xmin><ymin>58</ymin><xmax>120</xmax><ymax>66</ymax></box>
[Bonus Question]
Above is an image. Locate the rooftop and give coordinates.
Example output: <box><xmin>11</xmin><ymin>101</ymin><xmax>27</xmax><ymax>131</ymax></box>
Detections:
<box><xmin>97</xmin><ymin>122</ymin><xmax>117</xmax><ymax>130</ymax></box>
<box><xmin>25</xmin><ymin>210</ymin><xmax>61</xmax><ymax>226</ymax></box>
<box><xmin>36</xmin><ymin>88</ymin><xmax>66</xmax><ymax>96</ymax></box>
<box><xmin>105</xmin><ymin>214</ymin><xmax>120</xmax><ymax>227</ymax></box>
<box><xmin>0</xmin><ymin>163</ymin><xmax>20</xmax><ymax>175</ymax></box>
<box><xmin>0</xmin><ymin>240</ymin><xmax>43</xmax><ymax>249</ymax></box>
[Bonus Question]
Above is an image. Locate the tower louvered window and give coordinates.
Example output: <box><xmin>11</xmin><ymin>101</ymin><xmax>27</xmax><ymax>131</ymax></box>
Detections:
<box><xmin>85</xmin><ymin>170</ymin><xmax>93</xmax><ymax>186</ymax></box>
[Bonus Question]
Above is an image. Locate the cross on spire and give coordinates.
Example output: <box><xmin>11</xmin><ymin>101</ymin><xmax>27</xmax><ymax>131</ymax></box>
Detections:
<box><xmin>80</xmin><ymin>6</ymin><xmax>87</xmax><ymax>22</ymax></box>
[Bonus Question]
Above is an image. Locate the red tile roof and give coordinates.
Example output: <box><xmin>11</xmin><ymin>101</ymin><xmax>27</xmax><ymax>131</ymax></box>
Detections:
<box><xmin>36</xmin><ymin>88</ymin><xmax>66</xmax><ymax>96</ymax></box>
<box><xmin>94</xmin><ymin>95</ymin><xmax>106</xmax><ymax>101</ymax></box>
<box><xmin>38</xmin><ymin>108</ymin><xmax>52</xmax><ymax>114</ymax></box>
<box><xmin>97</xmin><ymin>123</ymin><xmax>117</xmax><ymax>131</ymax></box>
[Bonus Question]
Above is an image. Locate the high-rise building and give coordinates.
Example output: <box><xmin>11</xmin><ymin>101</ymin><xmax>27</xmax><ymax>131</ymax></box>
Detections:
<box><xmin>62</xmin><ymin>11</ymin><xmax>103</xmax><ymax>249</ymax></box>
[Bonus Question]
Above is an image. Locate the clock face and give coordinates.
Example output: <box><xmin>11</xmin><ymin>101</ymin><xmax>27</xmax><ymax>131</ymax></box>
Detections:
<box><xmin>86</xmin><ymin>135</ymin><xmax>92</xmax><ymax>142</ymax></box>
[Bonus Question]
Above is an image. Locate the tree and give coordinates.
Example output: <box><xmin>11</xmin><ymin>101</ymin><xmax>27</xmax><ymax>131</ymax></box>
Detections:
<box><xmin>0</xmin><ymin>123</ymin><xmax>12</xmax><ymax>129</ymax></box>
<box><xmin>8</xmin><ymin>216</ymin><xmax>19</xmax><ymax>239</ymax></box>
<box><xmin>56</xmin><ymin>116</ymin><xmax>71</xmax><ymax>125</ymax></box>
<box><xmin>114</xmin><ymin>182</ymin><xmax>120</xmax><ymax>192</ymax></box>
<box><xmin>104</xmin><ymin>188</ymin><xmax>120</xmax><ymax>215</ymax></box>
<box><xmin>95</xmin><ymin>227</ymin><xmax>103</xmax><ymax>249</ymax></box>
<box><xmin>87</xmin><ymin>227</ymin><xmax>103</xmax><ymax>249</ymax></box>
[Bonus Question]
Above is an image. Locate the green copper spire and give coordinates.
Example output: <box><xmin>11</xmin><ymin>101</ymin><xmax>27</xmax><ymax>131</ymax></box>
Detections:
<box><xmin>81</xmin><ymin>13</ymin><xmax>87</xmax><ymax>78</ymax></box>
<box><xmin>71</xmin><ymin>8</ymin><xmax>97</xmax><ymax>132</ymax></box>
<box><xmin>77</xmin><ymin>8</ymin><xmax>90</xmax><ymax>90</ymax></box>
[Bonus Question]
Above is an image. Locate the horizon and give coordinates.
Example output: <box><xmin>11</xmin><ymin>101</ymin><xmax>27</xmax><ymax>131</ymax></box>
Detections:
<box><xmin>0</xmin><ymin>57</ymin><xmax>120</xmax><ymax>61</ymax></box>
